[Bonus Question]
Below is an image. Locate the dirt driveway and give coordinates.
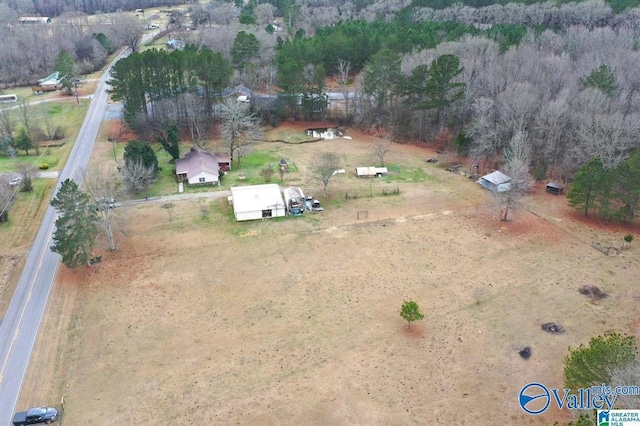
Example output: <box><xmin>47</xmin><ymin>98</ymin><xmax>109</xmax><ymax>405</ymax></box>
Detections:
<box><xmin>18</xmin><ymin>123</ymin><xmax>640</xmax><ymax>425</ymax></box>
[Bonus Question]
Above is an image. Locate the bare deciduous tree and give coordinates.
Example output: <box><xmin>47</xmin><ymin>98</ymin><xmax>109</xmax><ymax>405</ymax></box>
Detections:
<box><xmin>311</xmin><ymin>152</ymin><xmax>340</xmax><ymax>191</ymax></box>
<box><xmin>372</xmin><ymin>140</ymin><xmax>391</xmax><ymax>166</ymax></box>
<box><xmin>574</xmin><ymin>109</ymin><xmax>640</xmax><ymax>170</ymax></box>
<box><xmin>199</xmin><ymin>23</ymin><xmax>239</xmax><ymax>58</ymax></box>
<box><xmin>531</xmin><ymin>95</ymin><xmax>571</xmax><ymax>179</ymax></box>
<box><xmin>496</xmin><ymin>130</ymin><xmax>534</xmax><ymax>221</ymax></box>
<box><xmin>0</xmin><ymin>107</ymin><xmax>14</xmax><ymax>140</ymax></box>
<box><xmin>609</xmin><ymin>362</ymin><xmax>640</xmax><ymax>409</ymax></box>
<box><xmin>497</xmin><ymin>82</ymin><xmax>540</xmax><ymax>134</ymax></box>
<box><xmin>122</xmin><ymin>160</ymin><xmax>157</xmax><ymax>196</ymax></box>
<box><xmin>468</xmin><ymin>97</ymin><xmax>500</xmax><ymax>169</ymax></box>
<box><xmin>336</xmin><ymin>59</ymin><xmax>351</xmax><ymax>117</ymax></box>
<box><xmin>189</xmin><ymin>5</ymin><xmax>210</xmax><ymax>28</ymax></box>
<box><xmin>207</xmin><ymin>1</ymin><xmax>237</xmax><ymax>25</ymax></box>
<box><xmin>83</xmin><ymin>166</ymin><xmax>119</xmax><ymax>251</ymax></box>
<box><xmin>14</xmin><ymin>162</ymin><xmax>37</xmax><ymax>192</ymax></box>
<box><xmin>110</xmin><ymin>14</ymin><xmax>144</xmax><ymax>53</ymax></box>
<box><xmin>182</xmin><ymin>93</ymin><xmax>207</xmax><ymax>145</ymax></box>
<box><xmin>42</xmin><ymin>113</ymin><xmax>63</xmax><ymax>143</ymax></box>
<box><xmin>256</xmin><ymin>3</ymin><xmax>275</xmax><ymax>25</ymax></box>
<box><xmin>220</xmin><ymin>99</ymin><xmax>264</xmax><ymax>164</ymax></box>
<box><xmin>0</xmin><ymin>177</ymin><xmax>13</xmax><ymax>220</ymax></box>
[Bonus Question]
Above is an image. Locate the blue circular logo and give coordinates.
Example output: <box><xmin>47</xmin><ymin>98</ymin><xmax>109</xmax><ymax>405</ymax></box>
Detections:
<box><xmin>519</xmin><ymin>382</ymin><xmax>551</xmax><ymax>415</ymax></box>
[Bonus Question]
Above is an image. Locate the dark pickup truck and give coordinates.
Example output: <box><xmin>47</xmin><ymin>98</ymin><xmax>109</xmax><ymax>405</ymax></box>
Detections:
<box><xmin>12</xmin><ymin>407</ymin><xmax>58</xmax><ymax>425</ymax></box>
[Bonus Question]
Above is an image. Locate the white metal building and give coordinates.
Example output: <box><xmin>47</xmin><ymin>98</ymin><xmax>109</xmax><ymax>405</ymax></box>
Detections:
<box><xmin>230</xmin><ymin>184</ymin><xmax>286</xmax><ymax>221</ymax></box>
<box><xmin>355</xmin><ymin>166</ymin><xmax>388</xmax><ymax>177</ymax></box>
<box><xmin>477</xmin><ymin>171</ymin><xmax>511</xmax><ymax>193</ymax></box>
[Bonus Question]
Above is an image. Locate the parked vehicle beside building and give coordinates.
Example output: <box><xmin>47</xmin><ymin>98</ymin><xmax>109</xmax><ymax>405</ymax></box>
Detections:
<box><xmin>284</xmin><ymin>186</ymin><xmax>305</xmax><ymax>216</ymax></box>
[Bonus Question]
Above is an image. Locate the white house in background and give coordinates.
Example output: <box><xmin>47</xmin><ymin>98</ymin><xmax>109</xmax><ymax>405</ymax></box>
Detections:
<box><xmin>355</xmin><ymin>166</ymin><xmax>388</xmax><ymax>178</ymax></box>
<box><xmin>477</xmin><ymin>170</ymin><xmax>511</xmax><ymax>193</ymax></box>
<box><xmin>175</xmin><ymin>148</ymin><xmax>221</xmax><ymax>186</ymax></box>
<box><xmin>230</xmin><ymin>184</ymin><xmax>286</xmax><ymax>221</ymax></box>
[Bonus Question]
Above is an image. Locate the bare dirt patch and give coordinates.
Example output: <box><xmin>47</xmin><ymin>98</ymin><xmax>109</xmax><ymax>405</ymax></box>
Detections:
<box><xmin>18</xmin><ymin>123</ymin><xmax>640</xmax><ymax>425</ymax></box>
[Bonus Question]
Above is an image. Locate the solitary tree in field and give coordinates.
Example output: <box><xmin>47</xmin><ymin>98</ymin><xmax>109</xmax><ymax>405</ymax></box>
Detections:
<box><xmin>50</xmin><ymin>179</ymin><xmax>99</xmax><ymax>270</ymax></box>
<box><xmin>400</xmin><ymin>300</ymin><xmax>424</xmax><ymax>329</ymax></box>
<box><xmin>311</xmin><ymin>152</ymin><xmax>340</xmax><ymax>191</ymax></box>
<box><xmin>372</xmin><ymin>140</ymin><xmax>391</xmax><ymax>166</ymax></box>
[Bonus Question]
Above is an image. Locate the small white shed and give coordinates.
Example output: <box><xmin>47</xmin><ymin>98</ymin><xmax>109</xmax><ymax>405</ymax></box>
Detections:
<box><xmin>230</xmin><ymin>184</ymin><xmax>286</xmax><ymax>221</ymax></box>
<box><xmin>355</xmin><ymin>166</ymin><xmax>388</xmax><ymax>178</ymax></box>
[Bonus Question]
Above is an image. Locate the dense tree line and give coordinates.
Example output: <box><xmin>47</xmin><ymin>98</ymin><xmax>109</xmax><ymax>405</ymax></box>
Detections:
<box><xmin>277</xmin><ymin>20</ymin><xmax>477</xmax><ymax>77</ymax></box>
<box><xmin>0</xmin><ymin>0</ymin><xmax>184</xmax><ymax>17</ymax></box>
<box><xmin>268</xmin><ymin>19</ymin><xmax>639</xmax><ymax>188</ymax></box>
<box><xmin>412</xmin><ymin>0</ymin><xmax>640</xmax><ymax>27</ymax></box>
<box><xmin>108</xmin><ymin>46</ymin><xmax>232</xmax><ymax>136</ymax></box>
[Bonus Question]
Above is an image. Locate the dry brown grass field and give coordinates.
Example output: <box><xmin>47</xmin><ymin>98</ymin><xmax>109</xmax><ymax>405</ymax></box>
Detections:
<box><xmin>15</xmin><ymin>122</ymin><xmax>640</xmax><ymax>425</ymax></box>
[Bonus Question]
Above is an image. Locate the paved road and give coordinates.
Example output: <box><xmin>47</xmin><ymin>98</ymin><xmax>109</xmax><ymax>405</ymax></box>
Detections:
<box><xmin>0</xmin><ymin>49</ymin><xmax>129</xmax><ymax>424</ymax></box>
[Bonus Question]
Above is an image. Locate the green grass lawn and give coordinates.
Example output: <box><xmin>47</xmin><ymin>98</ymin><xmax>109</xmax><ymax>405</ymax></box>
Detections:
<box><xmin>0</xmin><ymin>101</ymin><xmax>88</xmax><ymax>173</ymax></box>
<box><xmin>0</xmin><ymin>178</ymin><xmax>54</xmax><ymax>249</ymax></box>
<box><xmin>146</xmin><ymin>148</ymin><xmax>179</xmax><ymax>197</ymax></box>
<box><xmin>384</xmin><ymin>163</ymin><xmax>438</xmax><ymax>183</ymax></box>
<box><xmin>143</xmin><ymin>145</ymin><xmax>302</xmax><ymax>197</ymax></box>
<box><xmin>267</xmin><ymin>128</ymin><xmax>317</xmax><ymax>143</ymax></box>
<box><xmin>224</xmin><ymin>150</ymin><xmax>282</xmax><ymax>186</ymax></box>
